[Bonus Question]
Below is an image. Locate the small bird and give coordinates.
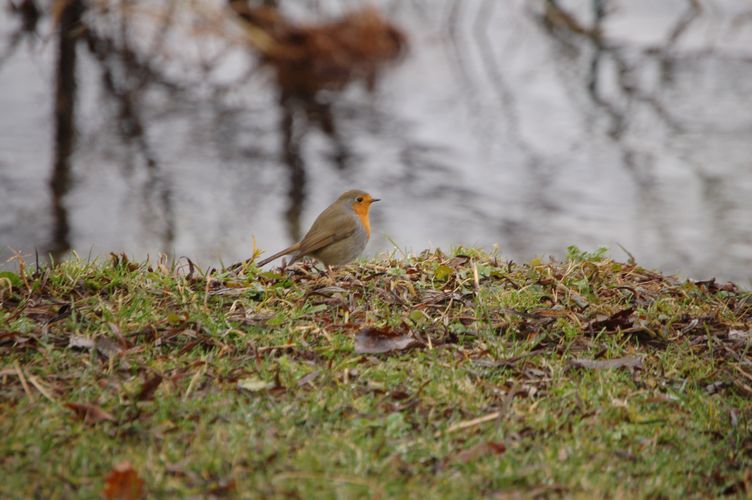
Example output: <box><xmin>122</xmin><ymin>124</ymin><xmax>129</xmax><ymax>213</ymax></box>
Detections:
<box><xmin>256</xmin><ymin>189</ymin><xmax>380</xmax><ymax>267</ymax></box>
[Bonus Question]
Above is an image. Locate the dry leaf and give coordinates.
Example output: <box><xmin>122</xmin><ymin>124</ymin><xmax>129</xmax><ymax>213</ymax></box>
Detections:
<box><xmin>455</xmin><ymin>441</ymin><xmax>506</xmax><ymax>464</ymax></box>
<box><xmin>136</xmin><ymin>374</ymin><xmax>163</xmax><ymax>401</ymax></box>
<box><xmin>207</xmin><ymin>478</ymin><xmax>236</xmax><ymax>496</ymax></box>
<box><xmin>587</xmin><ymin>308</ymin><xmax>634</xmax><ymax>333</ymax></box>
<box><xmin>68</xmin><ymin>335</ymin><xmax>95</xmax><ymax>350</ymax></box>
<box><xmin>433</xmin><ymin>264</ymin><xmax>455</xmax><ymax>281</ymax></box>
<box><xmin>312</xmin><ymin>286</ymin><xmax>348</xmax><ymax>296</ymax></box>
<box><xmin>96</xmin><ymin>337</ymin><xmax>123</xmax><ymax>359</ymax></box>
<box><xmin>297</xmin><ymin>370</ymin><xmax>320</xmax><ymax>387</ymax></box>
<box><xmin>238</xmin><ymin>378</ymin><xmax>274</xmax><ymax>392</ymax></box>
<box><xmin>570</xmin><ymin>356</ymin><xmax>643</xmax><ymax>370</ymax></box>
<box><xmin>103</xmin><ymin>461</ymin><xmax>144</xmax><ymax>500</ymax></box>
<box><xmin>729</xmin><ymin>330</ymin><xmax>751</xmax><ymax>344</ymax></box>
<box><xmin>354</xmin><ymin>327</ymin><xmax>416</xmax><ymax>354</ymax></box>
<box><xmin>65</xmin><ymin>402</ymin><xmax>115</xmax><ymax>423</ymax></box>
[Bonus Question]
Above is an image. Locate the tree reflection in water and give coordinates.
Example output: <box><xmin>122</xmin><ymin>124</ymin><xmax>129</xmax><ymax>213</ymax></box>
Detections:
<box><xmin>1</xmin><ymin>0</ymin><xmax>751</xmax><ymax>281</ymax></box>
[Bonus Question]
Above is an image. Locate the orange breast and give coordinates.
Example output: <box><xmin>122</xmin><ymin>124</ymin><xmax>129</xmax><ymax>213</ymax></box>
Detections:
<box><xmin>353</xmin><ymin>203</ymin><xmax>371</xmax><ymax>237</ymax></box>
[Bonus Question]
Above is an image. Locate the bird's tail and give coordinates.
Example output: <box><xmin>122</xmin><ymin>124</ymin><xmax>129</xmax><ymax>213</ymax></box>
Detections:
<box><xmin>255</xmin><ymin>243</ymin><xmax>300</xmax><ymax>268</ymax></box>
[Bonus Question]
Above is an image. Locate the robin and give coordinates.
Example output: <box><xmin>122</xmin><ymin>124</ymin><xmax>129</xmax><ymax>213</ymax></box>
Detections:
<box><xmin>256</xmin><ymin>189</ymin><xmax>380</xmax><ymax>267</ymax></box>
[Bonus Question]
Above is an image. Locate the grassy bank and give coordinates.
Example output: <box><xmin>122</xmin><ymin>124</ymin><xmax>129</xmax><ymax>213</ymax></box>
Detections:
<box><xmin>1</xmin><ymin>247</ymin><xmax>751</xmax><ymax>498</ymax></box>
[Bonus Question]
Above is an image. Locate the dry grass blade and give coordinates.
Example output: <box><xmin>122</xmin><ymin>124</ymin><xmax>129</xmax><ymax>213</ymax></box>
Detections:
<box><xmin>570</xmin><ymin>356</ymin><xmax>643</xmax><ymax>370</ymax></box>
<box><xmin>441</xmin><ymin>411</ymin><xmax>502</xmax><ymax>436</ymax></box>
<box><xmin>27</xmin><ymin>376</ymin><xmax>55</xmax><ymax>402</ymax></box>
<box><xmin>14</xmin><ymin>361</ymin><xmax>34</xmax><ymax>401</ymax></box>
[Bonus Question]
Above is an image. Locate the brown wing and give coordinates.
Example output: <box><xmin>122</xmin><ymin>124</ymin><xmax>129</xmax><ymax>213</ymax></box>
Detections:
<box><xmin>296</xmin><ymin>206</ymin><xmax>357</xmax><ymax>256</ymax></box>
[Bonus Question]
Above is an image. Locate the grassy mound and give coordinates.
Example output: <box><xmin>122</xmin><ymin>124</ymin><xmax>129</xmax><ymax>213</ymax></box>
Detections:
<box><xmin>1</xmin><ymin>247</ymin><xmax>751</xmax><ymax>497</ymax></box>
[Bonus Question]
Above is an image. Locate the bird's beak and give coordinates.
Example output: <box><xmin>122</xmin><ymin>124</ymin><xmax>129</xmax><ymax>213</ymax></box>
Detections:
<box><xmin>371</xmin><ymin>198</ymin><xmax>381</xmax><ymax>203</ymax></box>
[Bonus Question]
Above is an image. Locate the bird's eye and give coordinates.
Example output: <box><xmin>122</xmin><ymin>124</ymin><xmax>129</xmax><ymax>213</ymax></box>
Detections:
<box><xmin>356</xmin><ymin>197</ymin><xmax>363</xmax><ymax>203</ymax></box>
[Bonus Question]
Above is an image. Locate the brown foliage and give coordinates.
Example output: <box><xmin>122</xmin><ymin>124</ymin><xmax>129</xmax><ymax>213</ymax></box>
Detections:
<box><xmin>65</xmin><ymin>402</ymin><xmax>115</xmax><ymax>424</ymax></box>
<box><xmin>229</xmin><ymin>1</ymin><xmax>407</xmax><ymax>96</ymax></box>
<box><xmin>354</xmin><ymin>326</ymin><xmax>418</xmax><ymax>354</ymax></box>
<box><xmin>103</xmin><ymin>461</ymin><xmax>144</xmax><ymax>500</ymax></box>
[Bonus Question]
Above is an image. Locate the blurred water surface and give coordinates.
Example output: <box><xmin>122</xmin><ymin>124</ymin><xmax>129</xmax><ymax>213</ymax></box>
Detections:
<box><xmin>1</xmin><ymin>0</ymin><xmax>751</xmax><ymax>282</ymax></box>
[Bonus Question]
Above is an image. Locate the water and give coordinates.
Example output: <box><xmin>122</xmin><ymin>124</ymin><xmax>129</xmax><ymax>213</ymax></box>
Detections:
<box><xmin>1</xmin><ymin>0</ymin><xmax>751</xmax><ymax>283</ymax></box>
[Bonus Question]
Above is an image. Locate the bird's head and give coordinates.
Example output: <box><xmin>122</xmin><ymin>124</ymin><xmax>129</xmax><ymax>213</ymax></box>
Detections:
<box><xmin>338</xmin><ymin>189</ymin><xmax>381</xmax><ymax>214</ymax></box>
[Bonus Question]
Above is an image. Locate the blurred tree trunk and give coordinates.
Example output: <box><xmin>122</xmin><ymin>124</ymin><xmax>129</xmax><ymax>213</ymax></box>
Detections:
<box><xmin>50</xmin><ymin>0</ymin><xmax>85</xmax><ymax>259</ymax></box>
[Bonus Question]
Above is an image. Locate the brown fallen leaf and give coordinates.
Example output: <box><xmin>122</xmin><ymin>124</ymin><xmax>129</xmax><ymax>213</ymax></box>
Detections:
<box><xmin>237</xmin><ymin>377</ymin><xmax>275</xmax><ymax>392</ymax></box>
<box><xmin>587</xmin><ymin>308</ymin><xmax>634</xmax><ymax>333</ymax></box>
<box><xmin>447</xmin><ymin>255</ymin><xmax>470</xmax><ymax>268</ymax></box>
<box><xmin>68</xmin><ymin>335</ymin><xmax>95</xmax><ymax>350</ymax></box>
<box><xmin>207</xmin><ymin>478</ymin><xmax>236</xmax><ymax>496</ymax></box>
<box><xmin>705</xmin><ymin>381</ymin><xmax>729</xmax><ymax>394</ymax></box>
<box><xmin>354</xmin><ymin>327</ymin><xmax>417</xmax><ymax>354</ymax></box>
<box><xmin>103</xmin><ymin>461</ymin><xmax>144</xmax><ymax>500</ymax></box>
<box><xmin>455</xmin><ymin>441</ymin><xmax>506</xmax><ymax>464</ymax></box>
<box><xmin>136</xmin><ymin>374</ymin><xmax>163</xmax><ymax>401</ymax></box>
<box><xmin>694</xmin><ymin>278</ymin><xmax>737</xmax><ymax>293</ymax></box>
<box><xmin>1</xmin><ymin>334</ymin><xmax>33</xmax><ymax>348</ymax></box>
<box><xmin>297</xmin><ymin>370</ymin><xmax>320</xmax><ymax>387</ymax></box>
<box><xmin>570</xmin><ymin>356</ymin><xmax>643</xmax><ymax>370</ymax></box>
<box><xmin>65</xmin><ymin>402</ymin><xmax>115</xmax><ymax>424</ymax></box>
<box><xmin>729</xmin><ymin>329</ymin><xmax>751</xmax><ymax>344</ymax></box>
<box><xmin>96</xmin><ymin>337</ymin><xmax>123</xmax><ymax>359</ymax></box>
<box><xmin>311</xmin><ymin>286</ymin><xmax>348</xmax><ymax>296</ymax></box>
<box><xmin>0</xmin><ymin>332</ymin><xmax>20</xmax><ymax>346</ymax></box>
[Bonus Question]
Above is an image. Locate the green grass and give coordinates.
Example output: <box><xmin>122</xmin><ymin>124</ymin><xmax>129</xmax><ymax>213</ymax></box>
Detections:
<box><xmin>1</xmin><ymin>248</ymin><xmax>751</xmax><ymax>498</ymax></box>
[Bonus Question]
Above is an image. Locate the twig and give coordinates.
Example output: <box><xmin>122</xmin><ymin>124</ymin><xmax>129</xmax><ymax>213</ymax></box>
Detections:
<box><xmin>257</xmin><ymin>343</ymin><xmax>296</xmax><ymax>352</ymax></box>
<box><xmin>472</xmin><ymin>260</ymin><xmax>480</xmax><ymax>292</ymax></box>
<box><xmin>731</xmin><ymin>364</ymin><xmax>752</xmax><ymax>385</ymax></box>
<box><xmin>14</xmin><ymin>361</ymin><xmax>34</xmax><ymax>401</ymax></box>
<box><xmin>203</xmin><ymin>270</ymin><xmax>212</xmax><ymax>309</ymax></box>
<box><xmin>183</xmin><ymin>365</ymin><xmax>206</xmax><ymax>401</ymax></box>
<box><xmin>28</xmin><ymin>376</ymin><xmax>56</xmax><ymax>402</ymax></box>
<box><xmin>439</xmin><ymin>411</ymin><xmax>501</xmax><ymax>436</ymax></box>
<box><xmin>732</xmin><ymin>380</ymin><xmax>752</xmax><ymax>397</ymax></box>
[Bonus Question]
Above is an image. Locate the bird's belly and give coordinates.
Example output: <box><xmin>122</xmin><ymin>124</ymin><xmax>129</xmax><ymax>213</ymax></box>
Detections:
<box><xmin>313</xmin><ymin>227</ymin><xmax>369</xmax><ymax>265</ymax></box>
